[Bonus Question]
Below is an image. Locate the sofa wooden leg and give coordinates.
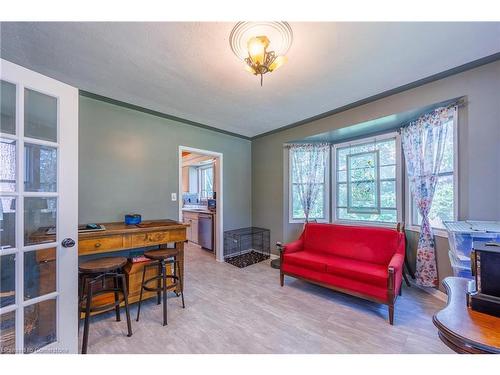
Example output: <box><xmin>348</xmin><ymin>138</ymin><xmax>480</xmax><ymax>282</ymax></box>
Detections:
<box><xmin>280</xmin><ymin>272</ymin><xmax>284</xmax><ymax>287</ymax></box>
<box><xmin>388</xmin><ymin>304</ymin><xmax>394</xmax><ymax>325</ymax></box>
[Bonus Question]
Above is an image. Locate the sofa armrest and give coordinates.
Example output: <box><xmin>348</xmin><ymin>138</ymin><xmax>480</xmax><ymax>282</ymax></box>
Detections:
<box><xmin>388</xmin><ymin>253</ymin><xmax>404</xmax><ymax>273</ymax></box>
<box><xmin>388</xmin><ymin>252</ymin><xmax>405</xmax><ymax>301</ymax></box>
<box><xmin>282</xmin><ymin>239</ymin><xmax>303</xmax><ymax>254</ymax></box>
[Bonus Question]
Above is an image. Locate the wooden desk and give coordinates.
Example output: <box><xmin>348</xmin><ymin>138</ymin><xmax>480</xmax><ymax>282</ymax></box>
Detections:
<box><xmin>78</xmin><ymin>220</ymin><xmax>188</xmax><ymax>308</ymax></box>
<box><xmin>433</xmin><ymin>277</ymin><xmax>500</xmax><ymax>354</ymax></box>
<box><xmin>78</xmin><ymin>220</ymin><xmax>187</xmax><ymax>255</ymax></box>
<box><xmin>29</xmin><ymin>220</ymin><xmax>188</xmax><ymax>317</ymax></box>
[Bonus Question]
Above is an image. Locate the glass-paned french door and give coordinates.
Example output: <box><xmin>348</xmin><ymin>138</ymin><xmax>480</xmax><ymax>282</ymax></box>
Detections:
<box><xmin>0</xmin><ymin>59</ymin><xmax>78</xmax><ymax>354</ymax></box>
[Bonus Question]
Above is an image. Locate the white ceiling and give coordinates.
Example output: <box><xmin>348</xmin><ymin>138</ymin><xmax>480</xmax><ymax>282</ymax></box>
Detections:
<box><xmin>1</xmin><ymin>22</ymin><xmax>499</xmax><ymax>138</ymax></box>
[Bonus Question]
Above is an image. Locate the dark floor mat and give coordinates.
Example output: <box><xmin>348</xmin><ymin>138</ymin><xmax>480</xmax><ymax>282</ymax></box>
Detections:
<box><xmin>225</xmin><ymin>251</ymin><xmax>270</xmax><ymax>268</ymax></box>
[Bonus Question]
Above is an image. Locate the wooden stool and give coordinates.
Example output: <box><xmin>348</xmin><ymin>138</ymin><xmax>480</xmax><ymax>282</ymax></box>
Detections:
<box><xmin>78</xmin><ymin>256</ymin><xmax>132</xmax><ymax>354</ymax></box>
<box><xmin>136</xmin><ymin>248</ymin><xmax>185</xmax><ymax>326</ymax></box>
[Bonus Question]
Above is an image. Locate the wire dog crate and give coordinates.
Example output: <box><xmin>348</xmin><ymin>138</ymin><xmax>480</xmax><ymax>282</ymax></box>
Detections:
<box><xmin>224</xmin><ymin>227</ymin><xmax>270</xmax><ymax>268</ymax></box>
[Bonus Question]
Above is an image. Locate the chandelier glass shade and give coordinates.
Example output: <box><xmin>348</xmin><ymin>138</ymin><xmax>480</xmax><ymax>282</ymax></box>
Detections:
<box><xmin>229</xmin><ymin>22</ymin><xmax>293</xmax><ymax>86</ymax></box>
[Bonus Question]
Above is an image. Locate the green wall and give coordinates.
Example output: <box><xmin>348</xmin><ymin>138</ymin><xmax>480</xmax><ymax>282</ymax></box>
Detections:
<box><xmin>78</xmin><ymin>95</ymin><xmax>252</xmax><ymax>230</ymax></box>
<box><xmin>252</xmin><ymin>60</ymin><xmax>500</xmax><ymax>290</ymax></box>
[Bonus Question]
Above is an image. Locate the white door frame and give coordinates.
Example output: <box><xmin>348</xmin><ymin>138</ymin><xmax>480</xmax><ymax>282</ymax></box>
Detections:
<box><xmin>178</xmin><ymin>146</ymin><xmax>224</xmax><ymax>262</ymax></box>
<box><xmin>0</xmin><ymin>59</ymin><xmax>79</xmax><ymax>353</ymax></box>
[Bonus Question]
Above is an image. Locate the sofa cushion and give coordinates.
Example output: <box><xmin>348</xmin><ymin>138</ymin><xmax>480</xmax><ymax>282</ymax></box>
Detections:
<box><xmin>302</xmin><ymin>223</ymin><xmax>402</xmax><ymax>265</ymax></box>
<box><xmin>281</xmin><ymin>263</ymin><xmax>389</xmax><ymax>302</ymax></box>
<box><xmin>325</xmin><ymin>256</ymin><xmax>388</xmax><ymax>288</ymax></box>
<box><xmin>283</xmin><ymin>251</ymin><xmax>331</xmax><ymax>273</ymax></box>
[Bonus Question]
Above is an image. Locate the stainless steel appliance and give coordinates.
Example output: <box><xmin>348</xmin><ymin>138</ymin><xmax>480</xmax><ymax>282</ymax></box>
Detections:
<box><xmin>198</xmin><ymin>213</ymin><xmax>214</xmax><ymax>251</ymax></box>
<box><xmin>207</xmin><ymin>199</ymin><xmax>216</xmax><ymax>212</ymax></box>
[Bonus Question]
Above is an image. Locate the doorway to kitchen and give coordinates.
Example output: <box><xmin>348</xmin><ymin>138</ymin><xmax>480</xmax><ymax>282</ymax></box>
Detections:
<box><xmin>178</xmin><ymin>146</ymin><xmax>223</xmax><ymax>262</ymax></box>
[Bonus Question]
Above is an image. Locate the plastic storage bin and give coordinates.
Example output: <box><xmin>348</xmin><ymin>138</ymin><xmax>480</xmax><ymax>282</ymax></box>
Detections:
<box><xmin>448</xmin><ymin>251</ymin><xmax>472</xmax><ymax>278</ymax></box>
<box><xmin>444</xmin><ymin>221</ymin><xmax>500</xmax><ymax>279</ymax></box>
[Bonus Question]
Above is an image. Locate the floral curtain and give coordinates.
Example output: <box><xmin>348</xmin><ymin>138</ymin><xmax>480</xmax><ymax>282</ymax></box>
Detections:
<box><xmin>287</xmin><ymin>143</ymin><xmax>329</xmax><ymax>222</ymax></box>
<box><xmin>402</xmin><ymin>106</ymin><xmax>454</xmax><ymax>287</ymax></box>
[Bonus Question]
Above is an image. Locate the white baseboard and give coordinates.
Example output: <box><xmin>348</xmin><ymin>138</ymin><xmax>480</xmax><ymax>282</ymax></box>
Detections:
<box><xmin>407</xmin><ymin>279</ymin><xmax>447</xmax><ymax>302</ymax></box>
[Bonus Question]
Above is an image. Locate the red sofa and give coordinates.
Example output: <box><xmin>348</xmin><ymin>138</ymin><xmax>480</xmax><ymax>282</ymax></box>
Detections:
<box><xmin>279</xmin><ymin>223</ymin><xmax>406</xmax><ymax>324</ymax></box>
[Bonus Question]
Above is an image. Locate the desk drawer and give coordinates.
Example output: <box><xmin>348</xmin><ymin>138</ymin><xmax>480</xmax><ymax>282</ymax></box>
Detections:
<box><xmin>79</xmin><ymin>236</ymin><xmax>124</xmax><ymax>255</ymax></box>
<box><xmin>131</xmin><ymin>229</ymin><xmax>185</xmax><ymax>247</ymax></box>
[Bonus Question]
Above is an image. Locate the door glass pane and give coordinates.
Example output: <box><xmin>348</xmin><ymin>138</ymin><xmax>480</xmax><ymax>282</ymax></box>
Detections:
<box><xmin>24</xmin><ymin>197</ymin><xmax>57</xmax><ymax>246</ymax></box>
<box><xmin>24</xmin><ymin>299</ymin><xmax>56</xmax><ymax>353</ymax></box>
<box><xmin>24</xmin><ymin>248</ymin><xmax>56</xmax><ymax>300</ymax></box>
<box><xmin>0</xmin><ymin>311</ymin><xmax>16</xmax><ymax>354</ymax></box>
<box><xmin>24</xmin><ymin>143</ymin><xmax>57</xmax><ymax>192</ymax></box>
<box><xmin>24</xmin><ymin>89</ymin><xmax>57</xmax><ymax>142</ymax></box>
<box><xmin>0</xmin><ymin>197</ymin><xmax>16</xmax><ymax>250</ymax></box>
<box><xmin>0</xmin><ymin>254</ymin><xmax>15</xmax><ymax>308</ymax></box>
<box><xmin>0</xmin><ymin>138</ymin><xmax>16</xmax><ymax>192</ymax></box>
<box><xmin>0</xmin><ymin>80</ymin><xmax>16</xmax><ymax>135</ymax></box>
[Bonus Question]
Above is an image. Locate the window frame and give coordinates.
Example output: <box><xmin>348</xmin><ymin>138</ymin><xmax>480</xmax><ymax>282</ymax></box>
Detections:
<box><xmin>288</xmin><ymin>146</ymin><xmax>330</xmax><ymax>224</ymax></box>
<box><xmin>332</xmin><ymin>131</ymin><xmax>403</xmax><ymax>228</ymax></box>
<box><xmin>197</xmin><ymin>164</ymin><xmax>214</xmax><ymax>200</ymax></box>
<box><xmin>406</xmin><ymin>107</ymin><xmax>459</xmax><ymax>237</ymax></box>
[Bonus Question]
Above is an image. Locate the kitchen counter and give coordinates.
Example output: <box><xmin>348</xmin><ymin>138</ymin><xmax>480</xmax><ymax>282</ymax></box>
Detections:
<box><xmin>182</xmin><ymin>208</ymin><xmax>215</xmax><ymax>214</ymax></box>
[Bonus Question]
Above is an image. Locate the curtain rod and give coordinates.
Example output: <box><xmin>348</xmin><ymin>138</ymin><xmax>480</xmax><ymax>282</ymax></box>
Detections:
<box><xmin>398</xmin><ymin>99</ymin><xmax>465</xmax><ymax>133</ymax></box>
<box><xmin>283</xmin><ymin>142</ymin><xmax>330</xmax><ymax>148</ymax></box>
<box><xmin>285</xmin><ymin>98</ymin><xmax>467</xmax><ymax>145</ymax></box>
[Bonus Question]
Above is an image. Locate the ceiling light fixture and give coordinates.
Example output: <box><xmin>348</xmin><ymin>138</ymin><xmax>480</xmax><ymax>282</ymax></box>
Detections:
<box><xmin>229</xmin><ymin>22</ymin><xmax>293</xmax><ymax>86</ymax></box>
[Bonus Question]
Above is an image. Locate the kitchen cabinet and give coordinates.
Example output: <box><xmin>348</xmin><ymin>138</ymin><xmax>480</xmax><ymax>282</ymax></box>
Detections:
<box><xmin>182</xmin><ymin>210</ymin><xmax>215</xmax><ymax>251</ymax></box>
<box><xmin>182</xmin><ymin>166</ymin><xmax>189</xmax><ymax>192</ymax></box>
<box><xmin>183</xmin><ymin>211</ymin><xmax>199</xmax><ymax>244</ymax></box>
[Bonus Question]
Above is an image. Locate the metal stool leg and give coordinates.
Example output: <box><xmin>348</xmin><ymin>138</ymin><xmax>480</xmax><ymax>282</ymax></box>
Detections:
<box><xmin>120</xmin><ymin>274</ymin><xmax>133</xmax><ymax>337</ymax></box>
<box><xmin>113</xmin><ymin>273</ymin><xmax>121</xmax><ymax>322</ymax></box>
<box><xmin>161</xmin><ymin>260</ymin><xmax>168</xmax><ymax>326</ymax></box>
<box><xmin>176</xmin><ymin>260</ymin><xmax>185</xmax><ymax>308</ymax></box>
<box><xmin>157</xmin><ymin>261</ymin><xmax>162</xmax><ymax>305</ymax></box>
<box><xmin>82</xmin><ymin>279</ymin><xmax>93</xmax><ymax>354</ymax></box>
<box><xmin>136</xmin><ymin>264</ymin><xmax>147</xmax><ymax>322</ymax></box>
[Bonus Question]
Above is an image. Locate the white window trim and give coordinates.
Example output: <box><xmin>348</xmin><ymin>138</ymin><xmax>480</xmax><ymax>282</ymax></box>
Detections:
<box><xmin>331</xmin><ymin>131</ymin><xmax>403</xmax><ymax>228</ymax></box>
<box><xmin>197</xmin><ymin>163</ymin><xmax>214</xmax><ymax>199</ymax></box>
<box><xmin>405</xmin><ymin>107</ymin><xmax>459</xmax><ymax>238</ymax></box>
<box><xmin>287</xmin><ymin>146</ymin><xmax>330</xmax><ymax>224</ymax></box>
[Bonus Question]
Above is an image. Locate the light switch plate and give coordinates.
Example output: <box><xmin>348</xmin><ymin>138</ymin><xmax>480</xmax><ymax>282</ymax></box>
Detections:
<box><xmin>171</xmin><ymin>193</ymin><xmax>177</xmax><ymax>201</ymax></box>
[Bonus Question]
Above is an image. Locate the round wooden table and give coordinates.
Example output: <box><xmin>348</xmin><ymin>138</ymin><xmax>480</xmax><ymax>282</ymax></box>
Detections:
<box><xmin>433</xmin><ymin>277</ymin><xmax>500</xmax><ymax>354</ymax></box>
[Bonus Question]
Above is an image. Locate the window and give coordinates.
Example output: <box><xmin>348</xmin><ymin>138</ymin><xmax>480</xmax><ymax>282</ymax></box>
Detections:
<box><xmin>334</xmin><ymin>133</ymin><xmax>401</xmax><ymax>224</ymax></box>
<box><xmin>410</xmin><ymin>110</ymin><xmax>456</xmax><ymax>230</ymax></box>
<box><xmin>198</xmin><ymin>165</ymin><xmax>214</xmax><ymax>199</ymax></box>
<box><xmin>289</xmin><ymin>146</ymin><xmax>329</xmax><ymax>222</ymax></box>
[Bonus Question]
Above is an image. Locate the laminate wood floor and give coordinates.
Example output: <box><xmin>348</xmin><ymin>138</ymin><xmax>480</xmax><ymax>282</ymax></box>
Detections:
<box><xmin>79</xmin><ymin>243</ymin><xmax>453</xmax><ymax>354</ymax></box>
